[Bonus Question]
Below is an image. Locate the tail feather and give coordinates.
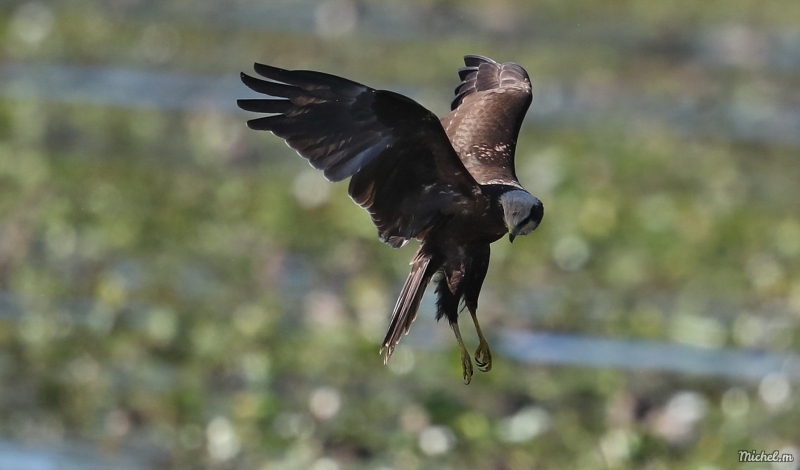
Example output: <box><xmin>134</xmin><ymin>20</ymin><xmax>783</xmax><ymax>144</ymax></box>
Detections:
<box><xmin>381</xmin><ymin>250</ymin><xmax>435</xmax><ymax>364</ymax></box>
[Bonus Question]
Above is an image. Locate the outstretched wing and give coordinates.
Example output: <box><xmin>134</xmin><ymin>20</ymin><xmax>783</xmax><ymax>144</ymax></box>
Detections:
<box><xmin>441</xmin><ymin>55</ymin><xmax>533</xmax><ymax>187</ymax></box>
<box><xmin>238</xmin><ymin>63</ymin><xmax>480</xmax><ymax>247</ymax></box>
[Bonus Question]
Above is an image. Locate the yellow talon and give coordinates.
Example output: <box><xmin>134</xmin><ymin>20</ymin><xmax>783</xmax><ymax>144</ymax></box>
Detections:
<box><xmin>451</xmin><ymin>322</ymin><xmax>473</xmax><ymax>384</ymax></box>
<box><xmin>469</xmin><ymin>304</ymin><xmax>492</xmax><ymax>373</ymax></box>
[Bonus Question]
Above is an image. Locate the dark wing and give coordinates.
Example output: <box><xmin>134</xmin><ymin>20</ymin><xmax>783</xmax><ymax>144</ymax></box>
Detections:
<box><xmin>441</xmin><ymin>55</ymin><xmax>533</xmax><ymax>187</ymax></box>
<box><xmin>238</xmin><ymin>63</ymin><xmax>480</xmax><ymax>247</ymax></box>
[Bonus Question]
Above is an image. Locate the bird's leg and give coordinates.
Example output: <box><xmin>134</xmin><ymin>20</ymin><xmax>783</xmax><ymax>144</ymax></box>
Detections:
<box><xmin>468</xmin><ymin>304</ymin><xmax>492</xmax><ymax>372</ymax></box>
<box><xmin>451</xmin><ymin>321</ymin><xmax>473</xmax><ymax>384</ymax></box>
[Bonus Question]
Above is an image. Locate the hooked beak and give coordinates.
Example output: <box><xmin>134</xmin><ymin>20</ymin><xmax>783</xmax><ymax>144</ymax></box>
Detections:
<box><xmin>509</xmin><ymin>228</ymin><xmax>518</xmax><ymax>243</ymax></box>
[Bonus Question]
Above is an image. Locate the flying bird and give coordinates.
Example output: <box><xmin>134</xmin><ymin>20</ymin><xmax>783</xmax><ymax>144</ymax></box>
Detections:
<box><xmin>238</xmin><ymin>55</ymin><xmax>543</xmax><ymax>383</ymax></box>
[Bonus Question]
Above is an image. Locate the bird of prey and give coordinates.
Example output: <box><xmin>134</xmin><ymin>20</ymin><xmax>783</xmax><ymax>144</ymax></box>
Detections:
<box><xmin>238</xmin><ymin>55</ymin><xmax>543</xmax><ymax>383</ymax></box>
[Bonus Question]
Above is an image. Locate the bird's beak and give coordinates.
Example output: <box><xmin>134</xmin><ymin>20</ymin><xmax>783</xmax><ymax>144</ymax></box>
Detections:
<box><xmin>509</xmin><ymin>229</ymin><xmax>518</xmax><ymax>243</ymax></box>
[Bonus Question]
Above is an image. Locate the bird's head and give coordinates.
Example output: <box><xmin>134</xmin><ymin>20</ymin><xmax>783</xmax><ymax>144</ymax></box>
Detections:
<box><xmin>500</xmin><ymin>190</ymin><xmax>544</xmax><ymax>243</ymax></box>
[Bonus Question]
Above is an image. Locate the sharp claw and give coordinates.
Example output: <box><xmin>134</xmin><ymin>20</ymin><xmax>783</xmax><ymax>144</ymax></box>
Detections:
<box><xmin>451</xmin><ymin>322</ymin><xmax>474</xmax><ymax>384</ymax></box>
<box><xmin>461</xmin><ymin>351</ymin><xmax>473</xmax><ymax>385</ymax></box>
<box><xmin>474</xmin><ymin>343</ymin><xmax>492</xmax><ymax>373</ymax></box>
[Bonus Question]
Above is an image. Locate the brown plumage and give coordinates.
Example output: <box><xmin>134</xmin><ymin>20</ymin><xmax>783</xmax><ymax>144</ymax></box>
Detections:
<box><xmin>444</xmin><ymin>56</ymin><xmax>533</xmax><ymax>186</ymax></box>
<box><xmin>238</xmin><ymin>55</ymin><xmax>543</xmax><ymax>383</ymax></box>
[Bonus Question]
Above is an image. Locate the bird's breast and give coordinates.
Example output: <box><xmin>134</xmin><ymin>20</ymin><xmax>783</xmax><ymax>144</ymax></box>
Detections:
<box><xmin>440</xmin><ymin>198</ymin><xmax>507</xmax><ymax>244</ymax></box>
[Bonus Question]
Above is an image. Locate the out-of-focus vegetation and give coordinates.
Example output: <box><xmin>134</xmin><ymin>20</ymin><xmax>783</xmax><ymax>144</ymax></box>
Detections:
<box><xmin>1</xmin><ymin>0</ymin><xmax>800</xmax><ymax>469</ymax></box>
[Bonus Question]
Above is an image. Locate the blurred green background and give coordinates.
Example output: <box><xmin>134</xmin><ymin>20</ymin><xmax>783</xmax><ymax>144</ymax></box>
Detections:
<box><xmin>1</xmin><ymin>0</ymin><xmax>800</xmax><ymax>469</ymax></box>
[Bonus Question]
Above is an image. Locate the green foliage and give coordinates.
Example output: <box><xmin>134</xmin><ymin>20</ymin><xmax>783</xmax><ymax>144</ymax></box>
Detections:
<box><xmin>1</xmin><ymin>1</ymin><xmax>799</xmax><ymax>469</ymax></box>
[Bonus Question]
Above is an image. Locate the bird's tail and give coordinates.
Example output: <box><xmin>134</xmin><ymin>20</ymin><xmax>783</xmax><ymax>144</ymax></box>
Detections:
<box><xmin>381</xmin><ymin>249</ymin><xmax>436</xmax><ymax>364</ymax></box>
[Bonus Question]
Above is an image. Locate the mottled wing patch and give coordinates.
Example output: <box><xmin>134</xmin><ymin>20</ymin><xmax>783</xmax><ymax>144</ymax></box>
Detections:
<box><xmin>441</xmin><ymin>55</ymin><xmax>534</xmax><ymax>187</ymax></box>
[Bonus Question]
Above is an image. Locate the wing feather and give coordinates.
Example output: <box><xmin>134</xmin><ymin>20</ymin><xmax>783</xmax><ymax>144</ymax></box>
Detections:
<box><xmin>442</xmin><ymin>55</ymin><xmax>533</xmax><ymax>187</ymax></box>
<box><xmin>238</xmin><ymin>63</ymin><xmax>479</xmax><ymax>246</ymax></box>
